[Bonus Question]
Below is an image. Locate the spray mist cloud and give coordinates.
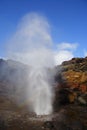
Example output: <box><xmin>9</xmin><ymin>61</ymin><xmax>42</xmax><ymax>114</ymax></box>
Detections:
<box><xmin>7</xmin><ymin>12</ymin><xmax>55</xmax><ymax>115</ymax></box>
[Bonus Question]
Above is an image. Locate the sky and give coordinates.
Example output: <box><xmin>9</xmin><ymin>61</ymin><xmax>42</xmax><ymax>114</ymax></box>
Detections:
<box><xmin>0</xmin><ymin>0</ymin><xmax>87</xmax><ymax>64</ymax></box>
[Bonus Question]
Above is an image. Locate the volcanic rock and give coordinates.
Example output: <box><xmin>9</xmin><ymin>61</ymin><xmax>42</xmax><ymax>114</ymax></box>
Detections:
<box><xmin>0</xmin><ymin>58</ymin><xmax>87</xmax><ymax>129</ymax></box>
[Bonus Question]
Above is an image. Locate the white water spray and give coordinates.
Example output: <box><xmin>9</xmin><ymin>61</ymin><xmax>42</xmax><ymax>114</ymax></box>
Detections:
<box><xmin>7</xmin><ymin>13</ymin><xmax>55</xmax><ymax>115</ymax></box>
<box><xmin>29</xmin><ymin>68</ymin><xmax>53</xmax><ymax>115</ymax></box>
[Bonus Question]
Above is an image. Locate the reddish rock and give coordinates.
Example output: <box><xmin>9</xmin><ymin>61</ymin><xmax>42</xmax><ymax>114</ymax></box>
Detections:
<box><xmin>58</xmin><ymin>57</ymin><xmax>87</xmax><ymax>93</ymax></box>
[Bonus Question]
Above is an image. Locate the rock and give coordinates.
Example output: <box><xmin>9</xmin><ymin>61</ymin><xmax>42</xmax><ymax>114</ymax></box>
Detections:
<box><xmin>0</xmin><ymin>58</ymin><xmax>87</xmax><ymax>129</ymax></box>
<box><xmin>55</xmin><ymin>57</ymin><xmax>87</xmax><ymax>94</ymax></box>
<box><xmin>43</xmin><ymin>121</ymin><xmax>55</xmax><ymax>129</ymax></box>
<box><xmin>68</xmin><ymin>92</ymin><xmax>77</xmax><ymax>103</ymax></box>
<box><xmin>77</xmin><ymin>96</ymin><xmax>87</xmax><ymax>105</ymax></box>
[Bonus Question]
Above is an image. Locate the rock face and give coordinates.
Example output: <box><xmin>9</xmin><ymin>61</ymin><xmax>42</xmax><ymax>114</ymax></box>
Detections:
<box><xmin>62</xmin><ymin>57</ymin><xmax>87</xmax><ymax>92</ymax></box>
<box><xmin>54</xmin><ymin>57</ymin><xmax>87</xmax><ymax>106</ymax></box>
<box><xmin>0</xmin><ymin>57</ymin><xmax>87</xmax><ymax>130</ymax></box>
<box><xmin>53</xmin><ymin>57</ymin><xmax>87</xmax><ymax>129</ymax></box>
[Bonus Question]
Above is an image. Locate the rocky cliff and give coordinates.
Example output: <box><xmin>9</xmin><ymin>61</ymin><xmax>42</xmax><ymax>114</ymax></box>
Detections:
<box><xmin>56</xmin><ymin>57</ymin><xmax>87</xmax><ymax>104</ymax></box>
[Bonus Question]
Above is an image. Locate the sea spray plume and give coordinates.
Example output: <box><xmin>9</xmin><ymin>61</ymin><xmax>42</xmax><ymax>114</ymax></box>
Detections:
<box><xmin>7</xmin><ymin>13</ymin><xmax>53</xmax><ymax>64</ymax></box>
<box><xmin>7</xmin><ymin>13</ymin><xmax>55</xmax><ymax>115</ymax></box>
<box><xmin>28</xmin><ymin>68</ymin><xmax>54</xmax><ymax>115</ymax></box>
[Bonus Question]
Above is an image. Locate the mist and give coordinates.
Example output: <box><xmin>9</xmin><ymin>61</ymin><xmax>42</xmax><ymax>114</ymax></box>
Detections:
<box><xmin>6</xmin><ymin>13</ymin><xmax>55</xmax><ymax>115</ymax></box>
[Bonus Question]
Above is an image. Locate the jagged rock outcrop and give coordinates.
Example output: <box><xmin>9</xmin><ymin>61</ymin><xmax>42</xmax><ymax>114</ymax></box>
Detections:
<box><xmin>61</xmin><ymin>57</ymin><xmax>87</xmax><ymax>92</ymax></box>
<box><xmin>54</xmin><ymin>57</ymin><xmax>87</xmax><ymax>107</ymax></box>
